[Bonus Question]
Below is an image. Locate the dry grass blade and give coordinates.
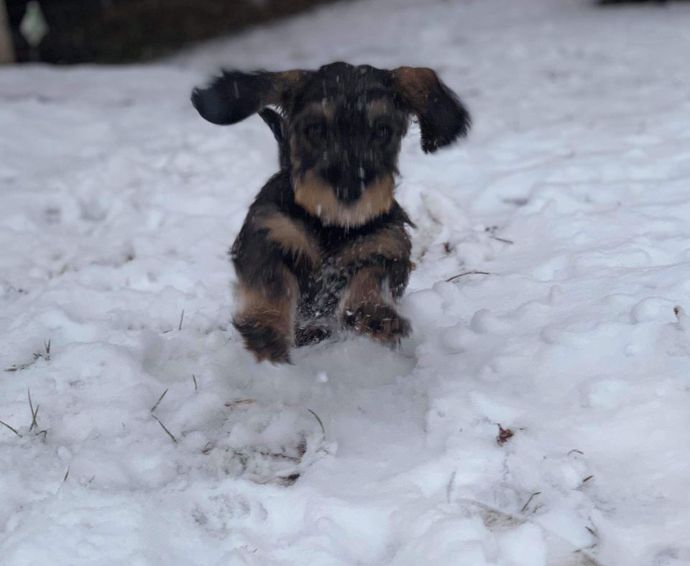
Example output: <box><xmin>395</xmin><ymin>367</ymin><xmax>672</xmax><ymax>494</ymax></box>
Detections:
<box><xmin>224</xmin><ymin>399</ymin><xmax>256</xmax><ymax>408</ymax></box>
<box><xmin>152</xmin><ymin>414</ymin><xmax>177</xmax><ymax>443</ymax></box>
<box><xmin>307</xmin><ymin>408</ymin><xmax>326</xmax><ymax>436</ymax></box>
<box><xmin>192</xmin><ymin>374</ymin><xmax>198</xmax><ymax>392</ymax></box>
<box><xmin>28</xmin><ymin>388</ymin><xmax>40</xmax><ymax>431</ymax></box>
<box><xmin>30</xmin><ymin>405</ymin><xmax>40</xmax><ymax>432</ymax></box>
<box><xmin>520</xmin><ymin>491</ymin><xmax>541</xmax><ymax>513</ymax></box>
<box><xmin>0</xmin><ymin>419</ymin><xmax>22</xmax><ymax>437</ymax></box>
<box><xmin>446</xmin><ymin>270</ymin><xmax>491</xmax><ymax>283</ymax></box>
<box><xmin>5</xmin><ymin>339</ymin><xmax>52</xmax><ymax>372</ymax></box>
<box><xmin>150</xmin><ymin>388</ymin><xmax>169</xmax><ymax>413</ymax></box>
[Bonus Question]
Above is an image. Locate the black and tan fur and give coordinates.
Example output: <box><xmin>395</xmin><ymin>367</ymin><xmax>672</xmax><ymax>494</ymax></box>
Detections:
<box><xmin>192</xmin><ymin>62</ymin><xmax>470</xmax><ymax>363</ymax></box>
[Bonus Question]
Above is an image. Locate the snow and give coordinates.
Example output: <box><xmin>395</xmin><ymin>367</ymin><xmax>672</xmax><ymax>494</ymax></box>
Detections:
<box><xmin>2</xmin><ymin>0</ymin><xmax>690</xmax><ymax>564</ymax></box>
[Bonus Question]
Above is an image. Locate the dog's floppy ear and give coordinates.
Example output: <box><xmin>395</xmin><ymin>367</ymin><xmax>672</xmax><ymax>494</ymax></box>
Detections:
<box><xmin>392</xmin><ymin>67</ymin><xmax>471</xmax><ymax>153</ymax></box>
<box><xmin>191</xmin><ymin>70</ymin><xmax>306</xmax><ymax>126</ymax></box>
<box><xmin>259</xmin><ymin>108</ymin><xmax>290</xmax><ymax>170</ymax></box>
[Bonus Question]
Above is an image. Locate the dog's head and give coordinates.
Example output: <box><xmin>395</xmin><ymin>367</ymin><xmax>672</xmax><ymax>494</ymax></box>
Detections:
<box><xmin>192</xmin><ymin>62</ymin><xmax>470</xmax><ymax>227</ymax></box>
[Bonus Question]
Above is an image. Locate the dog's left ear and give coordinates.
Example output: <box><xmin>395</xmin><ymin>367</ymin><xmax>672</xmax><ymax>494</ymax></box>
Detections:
<box><xmin>392</xmin><ymin>67</ymin><xmax>471</xmax><ymax>153</ymax></box>
<box><xmin>191</xmin><ymin>70</ymin><xmax>306</xmax><ymax>126</ymax></box>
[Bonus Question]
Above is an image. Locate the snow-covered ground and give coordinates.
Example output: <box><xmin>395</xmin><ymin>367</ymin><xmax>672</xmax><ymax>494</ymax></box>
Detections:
<box><xmin>2</xmin><ymin>0</ymin><xmax>690</xmax><ymax>564</ymax></box>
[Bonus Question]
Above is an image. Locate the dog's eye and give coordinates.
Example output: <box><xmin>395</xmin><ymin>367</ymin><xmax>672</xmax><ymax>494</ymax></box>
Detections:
<box><xmin>305</xmin><ymin>122</ymin><xmax>327</xmax><ymax>144</ymax></box>
<box><xmin>372</xmin><ymin>124</ymin><xmax>392</xmax><ymax>145</ymax></box>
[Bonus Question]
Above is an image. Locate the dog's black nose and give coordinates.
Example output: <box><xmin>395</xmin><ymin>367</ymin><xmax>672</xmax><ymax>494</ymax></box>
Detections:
<box><xmin>322</xmin><ymin>165</ymin><xmax>360</xmax><ymax>203</ymax></box>
<box><xmin>322</xmin><ymin>163</ymin><xmax>380</xmax><ymax>203</ymax></box>
<box><xmin>335</xmin><ymin>185</ymin><xmax>362</xmax><ymax>203</ymax></box>
<box><xmin>322</xmin><ymin>164</ymin><xmax>345</xmax><ymax>188</ymax></box>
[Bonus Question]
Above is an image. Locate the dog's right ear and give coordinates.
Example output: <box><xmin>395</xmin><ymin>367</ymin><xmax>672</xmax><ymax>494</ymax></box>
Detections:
<box><xmin>392</xmin><ymin>67</ymin><xmax>471</xmax><ymax>153</ymax></box>
<box><xmin>191</xmin><ymin>70</ymin><xmax>306</xmax><ymax>126</ymax></box>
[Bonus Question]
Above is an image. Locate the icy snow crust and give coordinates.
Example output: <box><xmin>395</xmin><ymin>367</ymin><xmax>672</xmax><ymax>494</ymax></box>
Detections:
<box><xmin>2</xmin><ymin>0</ymin><xmax>690</xmax><ymax>564</ymax></box>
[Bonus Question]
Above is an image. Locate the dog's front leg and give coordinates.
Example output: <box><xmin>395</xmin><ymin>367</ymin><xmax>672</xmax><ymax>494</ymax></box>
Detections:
<box><xmin>233</xmin><ymin>266</ymin><xmax>298</xmax><ymax>363</ymax></box>
<box><xmin>231</xmin><ymin>204</ymin><xmax>321</xmax><ymax>363</ymax></box>
<box><xmin>340</xmin><ymin>265</ymin><xmax>411</xmax><ymax>346</ymax></box>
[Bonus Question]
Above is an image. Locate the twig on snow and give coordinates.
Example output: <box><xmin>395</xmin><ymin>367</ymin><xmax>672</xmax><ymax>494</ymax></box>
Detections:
<box><xmin>150</xmin><ymin>388</ymin><xmax>169</xmax><ymax>413</ymax></box>
<box><xmin>446</xmin><ymin>270</ymin><xmax>491</xmax><ymax>283</ymax></box>
<box><xmin>0</xmin><ymin>419</ymin><xmax>22</xmax><ymax>437</ymax></box>
<box><xmin>152</xmin><ymin>414</ymin><xmax>177</xmax><ymax>443</ymax></box>
<box><xmin>307</xmin><ymin>408</ymin><xmax>326</xmax><ymax>436</ymax></box>
<box><xmin>520</xmin><ymin>491</ymin><xmax>541</xmax><ymax>514</ymax></box>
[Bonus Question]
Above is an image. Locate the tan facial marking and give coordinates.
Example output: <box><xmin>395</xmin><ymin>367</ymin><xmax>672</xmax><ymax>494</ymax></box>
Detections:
<box><xmin>293</xmin><ymin>171</ymin><xmax>395</xmax><ymax>227</ymax></box>
<box><xmin>303</xmin><ymin>101</ymin><xmax>335</xmax><ymax>120</ymax></box>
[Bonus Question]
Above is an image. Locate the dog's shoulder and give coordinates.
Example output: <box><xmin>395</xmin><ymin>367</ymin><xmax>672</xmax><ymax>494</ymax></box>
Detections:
<box><xmin>249</xmin><ymin>170</ymin><xmax>293</xmax><ymax>211</ymax></box>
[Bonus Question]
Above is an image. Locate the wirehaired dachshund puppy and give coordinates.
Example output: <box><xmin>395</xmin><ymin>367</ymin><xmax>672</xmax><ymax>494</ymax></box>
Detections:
<box><xmin>192</xmin><ymin>62</ymin><xmax>470</xmax><ymax>363</ymax></box>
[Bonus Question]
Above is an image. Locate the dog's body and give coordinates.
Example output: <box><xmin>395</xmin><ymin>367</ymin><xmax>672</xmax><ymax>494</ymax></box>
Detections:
<box><xmin>192</xmin><ymin>62</ymin><xmax>470</xmax><ymax>363</ymax></box>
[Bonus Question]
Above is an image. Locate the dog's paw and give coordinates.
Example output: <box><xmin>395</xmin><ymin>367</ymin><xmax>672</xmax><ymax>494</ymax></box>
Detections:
<box><xmin>233</xmin><ymin>319</ymin><xmax>291</xmax><ymax>364</ymax></box>
<box><xmin>343</xmin><ymin>303</ymin><xmax>411</xmax><ymax>345</ymax></box>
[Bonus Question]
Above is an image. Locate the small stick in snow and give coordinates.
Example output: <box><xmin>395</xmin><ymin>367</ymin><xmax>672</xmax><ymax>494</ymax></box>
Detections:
<box><xmin>307</xmin><ymin>408</ymin><xmax>326</xmax><ymax>436</ymax></box>
<box><xmin>192</xmin><ymin>374</ymin><xmax>198</xmax><ymax>392</ymax></box>
<box><xmin>445</xmin><ymin>270</ymin><xmax>491</xmax><ymax>283</ymax></box>
<box><xmin>224</xmin><ymin>399</ymin><xmax>256</xmax><ymax>408</ymax></box>
<box><xmin>582</xmin><ymin>475</ymin><xmax>594</xmax><ymax>484</ymax></box>
<box><xmin>489</xmin><ymin>235</ymin><xmax>514</xmax><ymax>245</ymax></box>
<box><xmin>63</xmin><ymin>466</ymin><xmax>70</xmax><ymax>482</ymax></box>
<box><xmin>568</xmin><ymin>449</ymin><xmax>584</xmax><ymax>456</ymax></box>
<box><xmin>178</xmin><ymin>309</ymin><xmax>185</xmax><ymax>331</ymax></box>
<box><xmin>520</xmin><ymin>491</ymin><xmax>541</xmax><ymax>514</ymax></box>
<box><xmin>0</xmin><ymin>419</ymin><xmax>22</xmax><ymax>437</ymax></box>
<box><xmin>150</xmin><ymin>388</ymin><xmax>169</xmax><ymax>413</ymax></box>
<box><xmin>152</xmin><ymin>414</ymin><xmax>177</xmax><ymax>443</ymax></box>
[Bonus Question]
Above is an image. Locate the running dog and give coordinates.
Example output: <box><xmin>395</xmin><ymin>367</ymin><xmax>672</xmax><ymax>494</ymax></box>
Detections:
<box><xmin>192</xmin><ymin>62</ymin><xmax>470</xmax><ymax>363</ymax></box>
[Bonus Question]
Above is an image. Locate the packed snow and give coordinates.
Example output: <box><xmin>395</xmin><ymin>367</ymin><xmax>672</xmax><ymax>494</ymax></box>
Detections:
<box><xmin>2</xmin><ymin>0</ymin><xmax>690</xmax><ymax>564</ymax></box>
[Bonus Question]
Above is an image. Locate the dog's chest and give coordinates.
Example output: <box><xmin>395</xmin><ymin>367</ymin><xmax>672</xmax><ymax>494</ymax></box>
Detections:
<box><xmin>292</xmin><ymin>222</ymin><xmax>371</xmax><ymax>319</ymax></box>
<box><xmin>295</xmin><ymin>234</ymin><xmax>352</xmax><ymax>320</ymax></box>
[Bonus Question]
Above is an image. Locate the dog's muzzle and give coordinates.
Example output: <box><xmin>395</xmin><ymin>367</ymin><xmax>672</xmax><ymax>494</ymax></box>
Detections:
<box><xmin>322</xmin><ymin>162</ymin><xmax>376</xmax><ymax>203</ymax></box>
